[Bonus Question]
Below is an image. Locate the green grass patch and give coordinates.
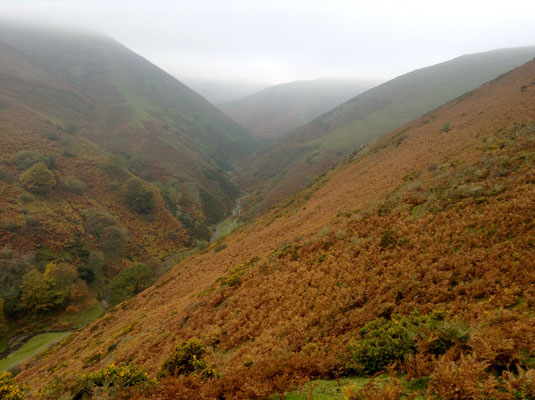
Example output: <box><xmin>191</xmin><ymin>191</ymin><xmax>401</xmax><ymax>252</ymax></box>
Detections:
<box><xmin>162</xmin><ymin>247</ymin><xmax>200</xmax><ymax>272</ymax></box>
<box><xmin>282</xmin><ymin>374</ymin><xmax>431</xmax><ymax>399</ymax></box>
<box><xmin>283</xmin><ymin>376</ymin><xmax>378</xmax><ymax>399</ymax></box>
<box><xmin>62</xmin><ymin>302</ymin><xmax>105</xmax><ymax>329</ymax></box>
<box><xmin>105</xmin><ymin>50</ymin><xmax>155</xmax><ymax>127</ymax></box>
<box><xmin>217</xmin><ymin>217</ymin><xmax>240</xmax><ymax>238</ymax></box>
<box><xmin>411</xmin><ymin>204</ymin><xmax>424</xmax><ymax>218</ymax></box>
<box><xmin>0</xmin><ymin>332</ymin><xmax>71</xmax><ymax>371</ymax></box>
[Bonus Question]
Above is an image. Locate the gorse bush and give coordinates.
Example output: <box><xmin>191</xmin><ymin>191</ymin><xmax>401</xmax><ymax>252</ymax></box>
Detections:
<box><xmin>349</xmin><ymin>311</ymin><xmax>469</xmax><ymax>374</ymax></box>
<box><xmin>61</xmin><ymin>176</ymin><xmax>86</xmax><ymax>195</ymax></box>
<box><xmin>15</xmin><ymin>150</ymin><xmax>54</xmax><ymax>170</ymax></box>
<box><xmin>75</xmin><ymin>363</ymin><xmax>152</xmax><ymax>398</ymax></box>
<box><xmin>160</xmin><ymin>339</ymin><xmax>216</xmax><ymax>379</ymax></box>
<box><xmin>0</xmin><ymin>371</ymin><xmax>28</xmax><ymax>400</ymax></box>
<box><xmin>83</xmin><ymin>209</ymin><xmax>116</xmax><ymax>239</ymax></box>
<box><xmin>78</xmin><ymin>363</ymin><xmax>152</xmax><ymax>387</ymax></box>
<box><xmin>19</xmin><ymin>162</ymin><xmax>56</xmax><ymax>194</ymax></box>
<box><xmin>349</xmin><ymin>317</ymin><xmax>416</xmax><ymax>374</ymax></box>
<box><xmin>440</xmin><ymin>122</ymin><xmax>451</xmax><ymax>133</ymax></box>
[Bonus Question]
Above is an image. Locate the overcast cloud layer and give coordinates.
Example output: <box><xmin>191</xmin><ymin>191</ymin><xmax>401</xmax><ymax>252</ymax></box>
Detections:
<box><xmin>1</xmin><ymin>0</ymin><xmax>535</xmax><ymax>85</ymax></box>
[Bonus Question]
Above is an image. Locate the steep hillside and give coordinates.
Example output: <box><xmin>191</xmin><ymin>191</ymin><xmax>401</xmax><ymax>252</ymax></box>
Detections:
<box><xmin>0</xmin><ymin>23</ymin><xmax>259</xmax><ymax>366</ymax></box>
<box><xmin>238</xmin><ymin>46</ymin><xmax>535</xmax><ymax>215</ymax></box>
<box><xmin>0</xmin><ymin>40</ymin><xmax>189</xmax><ymax>261</ymax></box>
<box><xmin>0</xmin><ymin>23</ymin><xmax>258</xmax><ymax>236</ymax></box>
<box><xmin>0</xmin><ymin>98</ymin><xmax>190</xmax><ymax>355</ymax></box>
<box><xmin>219</xmin><ymin>79</ymin><xmax>379</xmax><ymax>139</ymax></box>
<box><xmin>0</xmin><ymin>105</ymin><xmax>187</xmax><ymax>256</ymax></box>
<box><xmin>17</xmin><ymin>58</ymin><xmax>535</xmax><ymax>398</ymax></box>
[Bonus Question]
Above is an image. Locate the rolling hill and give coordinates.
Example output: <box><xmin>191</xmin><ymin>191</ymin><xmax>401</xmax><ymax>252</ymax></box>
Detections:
<box><xmin>219</xmin><ymin>79</ymin><xmax>380</xmax><ymax>139</ymax></box>
<box><xmin>15</xmin><ymin>55</ymin><xmax>535</xmax><ymax>399</ymax></box>
<box><xmin>0</xmin><ymin>23</ymin><xmax>259</xmax><ymax>363</ymax></box>
<box><xmin>0</xmin><ymin>23</ymin><xmax>258</xmax><ymax>237</ymax></box>
<box><xmin>237</xmin><ymin>46</ymin><xmax>535</xmax><ymax>216</ymax></box>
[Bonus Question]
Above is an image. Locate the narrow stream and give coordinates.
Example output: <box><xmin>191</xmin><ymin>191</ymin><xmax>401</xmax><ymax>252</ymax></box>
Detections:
<box><xmin>210</xmin><ymin>198</ymin><xmax>242</xmax><ymax>243</ymax></box>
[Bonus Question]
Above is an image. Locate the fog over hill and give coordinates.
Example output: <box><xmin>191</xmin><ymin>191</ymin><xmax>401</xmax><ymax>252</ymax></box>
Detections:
<box><xmin>180</xmin><ymin>78</ymin><xmax>271</xmax><ymax>104</ymax></box>
<box><xmin>219</xmin><ymin>78</ymin><xmax>382</xmax><ymax>139</ymax></box>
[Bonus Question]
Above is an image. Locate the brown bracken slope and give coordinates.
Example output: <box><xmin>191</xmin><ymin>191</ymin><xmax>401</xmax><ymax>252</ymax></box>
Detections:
<box><xmin>0</xmin><ymin>103</ymin><xmax>187</xmax><ymax>257</ymax></box>
<box><xmin>19</xmin><ymin>59</ymin><xmax>535</xmax><ymax>398</ymax></box>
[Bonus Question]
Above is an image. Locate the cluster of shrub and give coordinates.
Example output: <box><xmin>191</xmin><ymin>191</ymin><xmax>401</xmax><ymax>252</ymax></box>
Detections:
<box><xmin>9</xmin><ymin>150</ymin><xmax>86</xmax><ymax>197</ymax></box>
<box><xmin>2</xmin><ymin>147</ymin><xmax>230</xmax><ymax>247</ymax></box>
<box><xmin>0</xmin><ymin>149</ymin><xmax>160</xmax><ymax>321</ymax></box>
<box><xmin>0</xmin><ymin>150</ymin><xmax>156</xmax><ymax>216</ymax></box>
<box><xmin>70</xmin><ymin>311</ymin><xmax>462</xmax><ymax>397</ymax></box>
<box><xmin>0</xmin><ymin>247</ymin><xmax>88</xmax><ymax>320</ymax></box>
<box><xmin>12</xmin><ymin>309</ymin><xmax>535</xmax><ymax>399</ymax></box>
<box><xmin>0</xmin><ymin>228</ymin><xmax>154</xmax><ymax>326</ymax></box>
<box><xmin>0</xmin><ymin>371</ymin><xmax>28</xmax><ymax>400</ymax></box>
<box><xmin>32</xmin><ymin>339</ymin><xmax>214</xmax><ymax>399</ymax></box>
<box><xmin>342</xmin><ymin>310</ymin><xmax>535</xmax><ymax>399</ymax></box>
<box><xmin>21</xmin><ymin>312</ymin><xmax>481</xmax><ymax>398</ymax></box>
<box><xmin>101</xmin><ymin>155</ymin><xmax>155</xmax><ymax>215</ymax></box>
<box><xmin>346</xmin><ymin>310</ymin><xmax>469</xmax><ymax>374</ymax></box>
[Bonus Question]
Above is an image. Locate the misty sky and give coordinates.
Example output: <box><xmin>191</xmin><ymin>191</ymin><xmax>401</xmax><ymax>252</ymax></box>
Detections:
<box><xmin>1</xmin><ymin>0</ymin><xmax>535</xmax><ymax>85</ymax></box>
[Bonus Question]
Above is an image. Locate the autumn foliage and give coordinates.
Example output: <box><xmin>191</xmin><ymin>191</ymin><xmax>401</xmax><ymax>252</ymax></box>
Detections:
<box><xmin>14</xmin><ymin>60</ymin><xmax>535</xmax><ymax>399</ymax></box>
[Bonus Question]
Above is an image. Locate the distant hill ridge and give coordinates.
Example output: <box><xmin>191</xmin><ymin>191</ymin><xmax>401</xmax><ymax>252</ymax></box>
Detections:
<box><xmin>237</xmin><ymin>45</ymin><xmax>535</xmax><ymax>216</ymax></box>
<box><xmin>219</xmin><ymin>78</ymin><xmax>380</xmax><ymax>139</ymax></box>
